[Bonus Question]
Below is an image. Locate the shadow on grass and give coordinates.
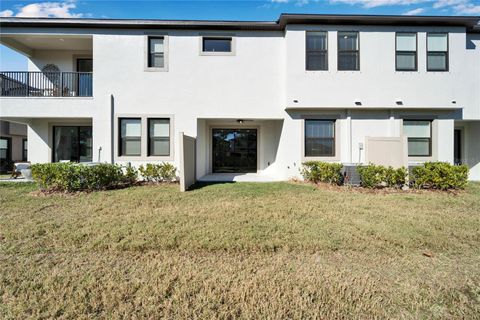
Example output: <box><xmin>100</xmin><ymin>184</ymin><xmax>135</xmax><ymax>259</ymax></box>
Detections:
<box><xmin>188</xmin><ymin>181</ymin><xmax>236</xmax><ymax>191</ymax></box>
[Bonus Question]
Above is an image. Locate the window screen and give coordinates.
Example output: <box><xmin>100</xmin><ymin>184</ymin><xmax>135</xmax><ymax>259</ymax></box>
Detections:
<box><xmin>427</xmin><ymin>33</ymin><xmax>448</xmax><ymax>71</ymax></box>
<box><xmin>306</xmin><ymin>32</ymin><xmax>328</xmax><ymax>70</ymax></box>
<box><xmin>120</xmin><ymin>118</ymin><xmax>141</xmax><ymax>156</ymax></box>
<box><xmin>148</xmin><ymin>118</ymin><xmax>170</xmax><ymax>156</ymax></box>
<box><xmin>338</xmin><ymin>32</ymin><xmax>359</xmax><ymax>71</ymax></box>
<box><xmin>148</xmin><ymin>37</ymin><xmax>165</xmax><ymax>68</ymax></box>
<box><xmin>305</xmin><ymin>120</ymin><xmax>335</xmax><ymax>157</ymax></box>
<box><xmin>403</xmin><ymin>120</ymin><xmax>432</xmax><ymax>157</ymax></box>
<box><xmin>396</xmin><ymin>33</ymin><xmax>417</xmax><ymax>71</ymax></box>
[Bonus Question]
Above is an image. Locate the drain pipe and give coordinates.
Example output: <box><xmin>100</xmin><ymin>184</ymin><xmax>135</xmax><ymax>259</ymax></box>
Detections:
<box><xmin>110</xmin><ymin>94</ymin><xmax>115</xmax><ymax>164</ymax></box>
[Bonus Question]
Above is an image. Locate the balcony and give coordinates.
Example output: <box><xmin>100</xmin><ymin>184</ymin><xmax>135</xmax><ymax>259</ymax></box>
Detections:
<box><xmin>0</xmin><ymin>32</ymin><xmax>93</xmax><ymax>98</ymax></box>
<box><xmin>1</xmin><ymin>71</ymin><xmax>92</xmax><ymax>97</ymax></box>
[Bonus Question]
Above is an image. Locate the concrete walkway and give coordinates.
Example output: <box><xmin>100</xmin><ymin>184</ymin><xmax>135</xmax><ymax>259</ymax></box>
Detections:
<box><xmin>198</xmin><ymin>173</ymin><xmax>285</xmax><ymax>182</ymax></box>
<box><xmin>0</xmin><ymin>177</ymin><xmax>32</xmax><ymax>183</ymax></box>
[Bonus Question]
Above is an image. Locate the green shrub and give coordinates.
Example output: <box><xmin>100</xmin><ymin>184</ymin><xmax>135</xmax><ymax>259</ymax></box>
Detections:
<box><xmin>31</xmin><ymin>163</ymin><xmax>134</xmax><ymax>192</ymax></box>
<box><xmin>411</xmin><ymin>162</ymin><xmax>468</xmax><ymax>190</ymax></box>
<box><xmin>301</xmin><ymin>161</ymin><xmax>343</xmax><ymax>185</ymax></box>
<box><xmin>124</xmin><ymin>163</ymin><xmax>139</xmax><ymax>184</ymax></box>
<box><xmin>357</xmin><ymin>164</ymin><xmax>407</xmax><ymax>188</ymax></box>
<box><xmin>138</xmin><ymin>163</ymin><xmax>177</xmax><ymax>183</ymax></box>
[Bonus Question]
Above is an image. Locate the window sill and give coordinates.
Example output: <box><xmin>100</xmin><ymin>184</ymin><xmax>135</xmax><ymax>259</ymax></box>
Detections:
<box><xmin>302</xmin><ymin>156</ymin><xmax>340</xmax><ymax>162</ymax></box>
<box><xmin>144</xmin><ymin>67</ymin><xmax>168</xmax><ymax>72</ymax></box>
<box><xmin>408</xmin><ymin>156</ymin><xmax>434</xmax><ymax>162</ymax></box>
<box><xmin>115</xmin><ymin>155</ymin><xmax>174</xmax><ymax>162</ymax></box>
<box><xmin>199</xmin><ymin>51</ymin><xmax>235</xmax><ymax>56</ymax></box>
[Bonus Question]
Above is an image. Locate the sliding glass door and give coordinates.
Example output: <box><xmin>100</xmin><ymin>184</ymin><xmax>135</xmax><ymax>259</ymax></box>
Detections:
<box><xmin>0</xmin><ymin>137</ymin><xmax>12</xmax><ymax>173</ymax></box>
<box><xmin>53</xmin><ymin>126</ymin><xmax>92</xmax><ymax>162</ymax></box>
<box><xmin>212</xmin><ymin>129</ymin><xmax>257</xmax><ymax>173</ymax></box>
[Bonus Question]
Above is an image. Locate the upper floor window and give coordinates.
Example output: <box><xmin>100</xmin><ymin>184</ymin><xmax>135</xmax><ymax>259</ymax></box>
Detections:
<box><xmin>119</xmin><ymin>118</ymin><xmax>141</xmax><ymax>156</ymax></box>
<box><xmin>305</xmin><ymin>119</ymin><xmax>335</xmax><ymax>157</ymax></box>
<box><xmin>306</xmin><ymin>31</ymin><xmax>328</xmax><ymax>71</ymax></box>
<box><xmin>396</xmin><ymin>32</ymin><xmax>417</xmax><ymax>71</ymax></box>
<box><xmin>403</xmin><ymin>120</ymin><xmax>432</xmax><ymax>157</ymax></box>
<box><xmin>148</xmin><ymin>118</ymin><xmax>170</xmax><ymax>157</ymax></box>
<box><xmin>202</xmin><ymin>37</ymin><xmax>232</xmax><ymax>53</ymax></box>
<box><xmin>427</xmin><ymin>33</ymin><xmax>448</xmax><ymax>71</ymax></box>
<box><xmin>148</xmin><ymin>37</ymin><xmax>165</xmax><ymax>68</ymax></box>
<box><xmin>338</xmin><ymin>32</ymin><xmax>359</xmax><ymax>71</ymax></box>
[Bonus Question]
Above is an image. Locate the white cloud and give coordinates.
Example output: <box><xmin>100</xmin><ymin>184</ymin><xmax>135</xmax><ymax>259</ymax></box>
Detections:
<box><xmin>432</xmin><ymin>0</ymin><xmax>480</xmax><ymax>14</ymax></box>
<box><xmin>0</xmin><ymin>9</ymin><xmax>14</xmax><ymax>17</ymax></box>
<box><xmin>295</xmin><ymin>0</ymin><xmax>310</xmax><ymax>6</ymax></box>
<box><xmin>453</xmin><ymin>3</ymin><xmax>480</xmax><ymax>13</ymax></box>
<box><xmin>330</xmin><ymin>0</ymin><xmax>429</xmax><ymax>8</ymax></box>
<box><xmin>3</xmin><ymin>0</ymin><xmax>83</xmax><ymax>18</ymax></box>
<box><xmin>432</xmin><ymin>0</ymin><xmax>466</xmax><ymax>9</ymax></box>
<box><xmin>403</xmin><ymin>7</ymin><xmax>426</xmax><ymax>14</ymax></box>
<box><xmin>271</xmin><ymin>0</ymin><xmax>289</xmax><ymax>3</ymax></box>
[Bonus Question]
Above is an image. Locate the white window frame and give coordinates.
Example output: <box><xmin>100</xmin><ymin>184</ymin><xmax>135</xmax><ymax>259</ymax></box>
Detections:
<box><xmin>144</xmin><ymin>33</ymin><xmax>169</xmax><ymax>72</ymax></box>
<box><xmin>115</xmin><ymin>114</ymin><xmax>174</xmax><ymax>161</ymax></box>
<box><xmin>306</xmin><ymin>31</ymin><xmax>328</xmax><ymax>71</ymax></box>
<box><xmin>199</xmin><ymin>34</ymin><xmax>236</xmax><ymax>56</ymax></box>
<box><xmin>400</xmin><ymin>117</ymin><xmax>438</xmax><ymax>161</ymax></box>
<box><xmin>301</xmin><ymin>115</ymin><xmax>341</xmax><ymax>162</ymax></box>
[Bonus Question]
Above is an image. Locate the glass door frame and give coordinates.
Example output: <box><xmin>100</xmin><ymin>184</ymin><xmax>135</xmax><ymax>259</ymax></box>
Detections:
<box><xmin>211</xmin><ymin>127</ymin><xmax>258</xmax><ymax>174</ymax></box>
<box><xmin>52</xmin><ymin>125</ymin><xmax>93</xmax><ymax>163</ymax></box>
<box><xmin>454</xmin><ymin>128</ymin><xmax>463</xmax><ymax>165</ymax></box>
<box><xmin>0</xmin><ymin>136</ymin><xmax>12</xmax><ymax>173</ymax></box>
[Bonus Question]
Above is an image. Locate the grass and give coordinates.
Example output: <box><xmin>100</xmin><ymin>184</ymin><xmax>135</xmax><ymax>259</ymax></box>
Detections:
<box><xmin>1</xmin><ymin>181</ymin><xmax>479</xmax><ymax>319</ymax></box>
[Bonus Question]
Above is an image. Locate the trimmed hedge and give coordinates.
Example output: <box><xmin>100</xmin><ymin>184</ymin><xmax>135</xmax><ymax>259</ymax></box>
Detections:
<box><xmin>357</xmin><ymin>164</ymin><xmax>408</xmax><ymax>189</ymax></box>
<box><xmin>411</xmin><ymin>162</ymin><xmax>468</xmax><ymax>190</ymax></box>
<box><xmin>31</xmin><ymin>163</ymin><xmax>136</xmax><ymax>192</ymax></box>
<box><xmin>138</xmin><ymin>163</ymin><xmax>177</xmax><ymax>183</ymax></box>
<box><xmin>301</xmin><ymin>161</ymin><xmax>343</xmax><ymax>185</ymax></box>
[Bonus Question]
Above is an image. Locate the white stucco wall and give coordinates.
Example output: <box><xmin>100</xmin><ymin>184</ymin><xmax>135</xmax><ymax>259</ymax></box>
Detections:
<box><xmin>285</xmin><ymin>25</ymin><xmax>478</xmax><ymax>118</ymax></box>
<box><xmin>27</xmin><ymin>49</ymin><xmax>92</xmax><ymax>72</ymax></box>
<box><xmin>0</xmin><ymin>23</ymin><xmax>478</xmax><ymax>180</ymax></box>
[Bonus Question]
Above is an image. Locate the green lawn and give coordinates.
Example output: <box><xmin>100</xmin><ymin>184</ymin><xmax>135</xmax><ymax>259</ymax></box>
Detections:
<box><xmin>1</xmin><ymin>182</ymin><xmax>479</xmax><ymax>319</ymax></box>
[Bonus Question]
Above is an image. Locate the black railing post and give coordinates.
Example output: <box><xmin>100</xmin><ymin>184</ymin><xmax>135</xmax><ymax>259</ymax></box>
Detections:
<box><xmin>25</xmin><ymin>72</ymin><xmax>29</xmax><ymax>97</ymax></box>
<box><xmin>60</xmin><ymin>72</ymin><xmax>64</xmax><ymax>97</ymax></box>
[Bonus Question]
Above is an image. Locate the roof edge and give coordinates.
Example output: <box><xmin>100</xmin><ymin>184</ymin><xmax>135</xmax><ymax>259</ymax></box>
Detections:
<box><xmin>0</xmin><ymin>13</ymin><xmax>479</xmax><ymax>32</ymax></box>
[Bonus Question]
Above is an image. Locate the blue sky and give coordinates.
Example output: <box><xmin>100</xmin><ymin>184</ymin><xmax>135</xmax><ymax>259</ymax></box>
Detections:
<box><xmin>1</xmin><ymin>0</ymin><xmax>480</xmax><ymax>69</ymax></box>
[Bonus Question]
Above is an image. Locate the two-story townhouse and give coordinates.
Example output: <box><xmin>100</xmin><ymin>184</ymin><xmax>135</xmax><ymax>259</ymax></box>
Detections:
<box><xmin>1</xmin><ymin>14</ymin><xmax>479</xmax><ymax>183</ymax></box>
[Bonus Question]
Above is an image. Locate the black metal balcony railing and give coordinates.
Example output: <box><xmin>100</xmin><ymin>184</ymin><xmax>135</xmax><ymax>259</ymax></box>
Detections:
<box><xmin>0</xmin><ymin>71</ymin><xmax>92</xmax><ymax>97</ymax></box>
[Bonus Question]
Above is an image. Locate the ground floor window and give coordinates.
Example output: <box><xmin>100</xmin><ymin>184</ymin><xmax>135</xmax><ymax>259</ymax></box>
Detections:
<box><xmin>148</xmin><ymin>118</ymin><xmax>170</xmax><ymax>156</ymax></box>
<box><xmin>304</xmin><ymin>119</ymin><xmax>335</xmax><ymax>157</ymax></box>
<box><xmin>119</xmin><ymin>118</ymin><xmax>141</xmax><ymax>156</ymax></box>
<box><xmin>403</xmin><ymin>120</ymin><xmax>432</xmax><ymax>157</ymax></box>
<box><xmin>53</xmin><ymin>126</ymin><xmax>92</xmax><ymax>162</ymax></box>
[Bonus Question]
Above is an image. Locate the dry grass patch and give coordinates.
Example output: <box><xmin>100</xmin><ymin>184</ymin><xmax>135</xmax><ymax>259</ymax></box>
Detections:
<box><xmin>1</xmin><ymin>181</ymin><xmax>479</xmax><ymax>319</ymax></box>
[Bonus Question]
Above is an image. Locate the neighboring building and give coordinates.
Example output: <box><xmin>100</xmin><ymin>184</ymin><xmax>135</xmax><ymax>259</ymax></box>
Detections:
<box><xmin>0</xmin><ymin>120</ymin><xmax>27</xmax><ymax>173</ymax></box>
<box><xmin>0</xmin><ymin>14</ymin><xmax>479</xmax><ymax>181</ymax></box>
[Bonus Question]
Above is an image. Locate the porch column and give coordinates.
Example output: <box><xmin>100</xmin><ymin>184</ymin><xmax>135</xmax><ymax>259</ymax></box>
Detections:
<box><xmin>436</xmin><ymin>119</ymin><xmax>454</xmax><ymax>164</ymax></box>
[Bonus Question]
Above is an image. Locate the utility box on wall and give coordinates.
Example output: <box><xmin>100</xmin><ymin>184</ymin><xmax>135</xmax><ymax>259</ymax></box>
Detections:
<box><xmin>364</xmin><ymin>136</ymin><xmax>408</xmax><ymax>168</ymax></box>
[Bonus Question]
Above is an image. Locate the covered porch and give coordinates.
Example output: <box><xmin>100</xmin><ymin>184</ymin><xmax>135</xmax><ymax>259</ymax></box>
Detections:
<box><xmin>454</xmin><ymin>120</ymin><xmax>480</xmax><ymax>181</ymax></box>
<box><xmin>1</xmin><ymin>117</ymin><xmax>94</xmax><ymax>164</ymax></box>
<box><xmin>0</xmin><ymin>33</ymin><xmax>93</xmax><ymax>97</ymax></box>
<box><xmin>195</xmin><ymin>118</ymin><xmax>284</xmax><ymax>181</ymax></box>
